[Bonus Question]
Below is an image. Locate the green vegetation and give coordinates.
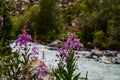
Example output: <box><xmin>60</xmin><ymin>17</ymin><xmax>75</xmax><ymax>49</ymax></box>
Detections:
<box><xmin>63</xmin><ymin>0</ymin><xmax>120</xmax><ymax>50</ymax></box>
<box><xmin>12</xmin><ymin>0</ymin><xmax>61</xmax><ymax>41</ymax></box>
<box><xmin>0</xmin><ymin>0</ymin><xmax>12</xmax><ymax>56</ymax></box>
<box><xmin>1</xmin><ymin>0</ymin><xmax>120</xmax><ymax>51</ymax></box>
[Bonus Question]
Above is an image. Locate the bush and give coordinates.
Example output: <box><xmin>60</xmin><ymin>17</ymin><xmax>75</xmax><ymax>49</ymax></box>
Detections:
<box><xmin>93</xmin><ymin>31</ymin><xmax>107</xmax><ymax>49</ymax></box>
<box><xmin>108</xmin><ymin>40</ymin><xmax>120</xmax><ymax>50</ymax></box>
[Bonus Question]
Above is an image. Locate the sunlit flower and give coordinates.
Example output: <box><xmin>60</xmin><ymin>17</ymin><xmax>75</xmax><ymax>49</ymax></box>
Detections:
<box><xmin>29</xmin><ymin>46</ymin><xmax>39</xmax><ymax>59</ymax></box>
<box><xmin>24</xmin><ymin>74</ymin><xmax>29</xmax><ymax>79</ymax></box>
<box><xmin>36</xmin><ymin>64</ymin><xmax>47</xmax><ymax>78</ymax></box>
<box><xmin>2</xmin><ymin>75</ymin><xmax>7</xmax><ymax>80</ymax></box>
<box><xmin>9</xmin><ymin>69</ymin><xmax>13</xmax><ymax>76</ymax></box>
<box><xmin>15</xmin><ymin>34</ymin><xmax>32</xmax><ymax>47</ymax></box>
<box><xmin>57</xmin><ymin>33</ymin><xmax>81</xmax><ymax>60</ymax></box>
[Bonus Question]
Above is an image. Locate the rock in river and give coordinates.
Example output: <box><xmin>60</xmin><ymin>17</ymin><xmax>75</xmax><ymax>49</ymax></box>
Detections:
<box><xmin>47</xmin><ymin>40</ymin><xmax>62</xmax><ymax>48</ymax></box>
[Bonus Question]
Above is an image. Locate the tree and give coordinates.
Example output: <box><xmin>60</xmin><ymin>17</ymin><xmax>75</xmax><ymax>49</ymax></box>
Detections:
<box><xmin>35</xmin><ymin>0</ymin><xmax>61</xmax><ymax>40</ymax></box>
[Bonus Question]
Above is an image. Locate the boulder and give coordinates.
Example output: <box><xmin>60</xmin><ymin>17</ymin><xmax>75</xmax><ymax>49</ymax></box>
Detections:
<box><xmin>103</xmin><ymin>51</ymin><xmax>117</xmax><ymax>57</ymax></box>
<box><xmin>118</xmin><ymin>53</ymin><xmax>120</xmax><ymax>58</ymax></box>
<box><xmin>79</xmin><ymin>43</ymin><xmax>84</xmax><ymax>48</ymax></box>
<box><xmin>48</xmin><ymin>40</ymin><xmax>62</xmax><ymax>48</ymax></box>
<box><xmin>103</xmin><ymin>60</ymin><xmax>112</xmax><ymax>64</ymax></box>
<box><xmin>90</xmin><ymin>49</ymin><xmax>103</xmax><ymax>57</ymax></box>
<box><xmin>112</xmin><ymin>57</ymin><xmax>120</xmax><ymax>64</ymax></box>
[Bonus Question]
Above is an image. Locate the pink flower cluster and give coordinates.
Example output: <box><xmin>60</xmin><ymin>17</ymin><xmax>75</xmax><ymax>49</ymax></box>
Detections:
<box><xmin>56</xmin><ymin>33</ymin><xmax>80</xmax><ymax>60</ymax></box>
<box><xmin>15</xmin><ymin>34</ymin><xmax>32</xmax><ymax>47</ymax></box>
<box><xmin>35</xmin><ymin>64</ymin><xmax>48</xmax><ymax>79</ymax></box>
<box><xmin>65</xmin><ymin>33</ymin><xmax>80</xmax><ymax>50</ymax></box>
<box><xmin>29</xmin><ymin>46</ymin><xmax>39</xmax><ymax>59</ymax></box>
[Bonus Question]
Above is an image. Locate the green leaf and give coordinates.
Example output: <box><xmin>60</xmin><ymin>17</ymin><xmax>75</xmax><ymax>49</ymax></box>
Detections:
<box><xmin>73</xmin><ymin>73</ymin><xmax>80</xmax><ymax>80</ymax></box>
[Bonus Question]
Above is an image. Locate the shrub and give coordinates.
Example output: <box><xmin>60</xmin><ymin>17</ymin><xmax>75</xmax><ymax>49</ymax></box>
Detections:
<box><xmin>93</xmin><ymin>31</ymin><xmax>107</xmax><ymax>49</ymax></box>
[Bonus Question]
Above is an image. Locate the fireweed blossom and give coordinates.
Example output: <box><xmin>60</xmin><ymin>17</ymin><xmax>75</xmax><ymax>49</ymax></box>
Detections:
<box><xmin>56</xmin><ymin>33</ymin><xmax>80</xmax><ymax>60</ymax></box>
<box><xmin>29</xmin><ymin>46</ymin><xmax>39</xmax><ymax>59</ymax></box>
<box><xmin>2</xmin><ymin>75</ymin><xmax>7</xmax><ymax>80</ymax></box>
<box><xmin>37</xmin><ymin>64</ymin><xmax>47</xmax><ymax>72</ymax></box>
<box><xmin>54</xmin><ymin>33</ymin><xmax>82</xmax><ymax>80</ymax></box>
<box><xmin>65</xmin><ymin>33</ymin><xmax>80</xmax><ymax>50</ymax></box>
<box><xmin>14</xmin><ymin>28</ymin><xmax>39</xmax><ymax>60</ymax></box>
<box><xmin>24</xmin><ymin>74</ymin><xmax>29</xmax><ymax>79</ymax></box>
<box><xmin>15</xmin><ymin>34</ymin><xmax>32</xmax><ymax>47</ymax></box>
<box><xmin>14</xmin><ymin>33</ymin><xmax>32</xmax><ymax>55</ymax></box>
<box><xmin>35</xmin><ymin>64</ymin><xmax>47</xmax><ymax>78</ymax></box>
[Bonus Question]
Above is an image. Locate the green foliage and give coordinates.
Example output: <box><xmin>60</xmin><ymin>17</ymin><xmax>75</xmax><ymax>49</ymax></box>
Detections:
<box><xmin>93</xmin><ymin>31</ymin><xmax>107</xmax><ymax>49</ymax></box>
<box><xmin>12</xmin><ymin>0</ymin><xmax>61</xmax><ymax>41</ymax></box>
<box><xmin>63</xmin><ymin>6</ymin><xmax>75</xmax><ymax>23</ymax></box>
<box><xmin>62</xmin><ymin>0</ymin><xmax>120</xmax><ymax>50</ymax></box>
<box><xmin>34</xmin><ymin>0</ymin><xmax>61</xmax><ymax>40</ymax></box>
<box><xmin>53</xmin><ymin>50</ymin><xmax>79</xmax><ymax>80</ymax></box>
<box><xmin>12</xmin><ymin>12</ymin><xmax>32</xmax><ymax>38</ymax></box>
<box><xmin>53</xmin><ymin>49</ymin><xmax>87</xmax><ymax>80</ymax></box>
<box><xmin>1</xmin><ymin>53</ymin><xmax>22</xmax><ymax>79</ymax></box>
<box><xmin>0</xmin><ymin>50</ymin><xmax>34</xmax><ymax>80</ymax></box>
<box><xmin>108</xmin><ymin>40</ymin><xmax>120</xmax><ymax>50</ymax></box>
<box><xmin>79</xmin><ymin>25</ymin><xmax>94</xmax><ymax>43</ymax></box>
<box><xmin>0</xmin><ymin>0</ymin><xmax>12</xmax><ymax>56</ymax></box>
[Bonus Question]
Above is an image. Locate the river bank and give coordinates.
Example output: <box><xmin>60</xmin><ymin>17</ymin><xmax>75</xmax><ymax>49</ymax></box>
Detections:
<box><xmin>44</xmin><ymin>40</ymin><xmax>120</xmax><ymax>64</ymax></box>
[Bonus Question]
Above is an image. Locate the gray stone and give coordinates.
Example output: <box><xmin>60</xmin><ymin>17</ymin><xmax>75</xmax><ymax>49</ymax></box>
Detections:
<box><xmin>48</xmin><ymin>40</ymin><xmax>62</xmax><ymax>48</ymax></box>
<box><xmin>90</xmin><ymin>49</ymin><xmax>103</xmax><ymax>57</ymax></box>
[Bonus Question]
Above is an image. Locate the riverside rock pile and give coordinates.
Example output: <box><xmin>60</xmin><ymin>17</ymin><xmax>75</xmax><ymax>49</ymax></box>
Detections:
<box><xmin>86</xmin><ymin>49</ymin><xmax>120</xmax><ymax>64</ymax></box>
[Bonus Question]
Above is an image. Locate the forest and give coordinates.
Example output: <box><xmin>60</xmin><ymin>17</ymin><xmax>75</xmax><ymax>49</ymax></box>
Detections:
<box><xmin>1</xmin><ymin>0</ymin><xmax>120</xmax><ymax>50</ymax></box>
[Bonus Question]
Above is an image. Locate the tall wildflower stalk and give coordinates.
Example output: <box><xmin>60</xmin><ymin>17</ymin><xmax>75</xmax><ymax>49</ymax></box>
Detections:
<box><xmin>1</xmin><ymin>21</ymin><xmax>48</xmax><ymax>80</ymax></box>
<box><xmin>53</xmin><ymin>33</ymin><xmax>87</xmax><ymax>80</ymax></box>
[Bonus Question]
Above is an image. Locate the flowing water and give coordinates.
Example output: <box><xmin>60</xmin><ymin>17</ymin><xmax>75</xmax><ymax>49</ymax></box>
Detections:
<box><xmin>11</xmin><ymin>42</ymin><xmax>120</xmax><ymax>80</ymax></box>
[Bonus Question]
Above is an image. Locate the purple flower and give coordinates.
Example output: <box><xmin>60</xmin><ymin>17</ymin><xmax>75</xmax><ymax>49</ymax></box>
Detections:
<box><xmin>0</xmin><ymin>16</ymin><xmax>3</xmax><ymax>21</ymax></box>
<box><xmin>15</xmin><ymin>34</ymin><xmax>32</xmax><ymax>47</ymax></box>
<box><xmin>56</xmin><ymin>53</ymin><xmax>59</xmax><ymax>58</ymax></box>
<box><xmin>2</xmin><ymin>75</ymin><xmax>7</xmax><ymax>80</ymax></box>
<box><xmin>64</xmin><ymin>33</ymin><xmax>80</xmax><ymax>50</ymax></box>
<box><xmin>24</xmin><ymin>74</ymin><xmax>29</xmax><ymax>79</ymax></box>
<box><xmin>76</xmin><ymin>56</ymin><xmax>80</xmax><ymax>59</ymax></box>
<box><xmin>58</xmin><ymin>48</ymin><xmax>69</xmax><ymax>60</ymax></box>
<box><xmin>29</xmin><ymin>44</ymin><xmax>31</xmax><ymax>46</ymax></box>
<box><xmin>17</xmin><ymin>74</ymin><xmax>23</xmax><ymax>79</ymax></box>
<box><xmin>36</xmin><ymin>64</ymin><xmax>47</xmax><ymax>77</ymax></box>
<box><xmin>24</xmin><ymin>47</ymin><xmax>28</xmax><ymax>51</ymax></box>
<box><xmin>29</xmin><ymin>46</ymin><xmax>39</xmax><ymax>59</ymax></box>
<box><xmin>56</xmin><ymin>33</ymin><xmax>81</xmax><ymax>61</ymax></box>
<box><xmin>39</xmin><ymin>64</ymin><xmax>47</xmax><ymax>71</ymax></box>
<box><xmin>9</xmin><ymin>69</ymin><xmax>13</xmax><ymax>75</ymax></box>
<box><xmin>36</xmin><ymin>64</ymin><xmax>47</xmax><ymax>72</ymax></box>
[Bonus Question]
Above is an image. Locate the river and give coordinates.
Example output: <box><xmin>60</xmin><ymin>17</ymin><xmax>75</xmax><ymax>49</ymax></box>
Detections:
<box><xmin>11</xmin><ymin>42</ymin><xmax>120</xmax><ymax>80</ymax></box>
